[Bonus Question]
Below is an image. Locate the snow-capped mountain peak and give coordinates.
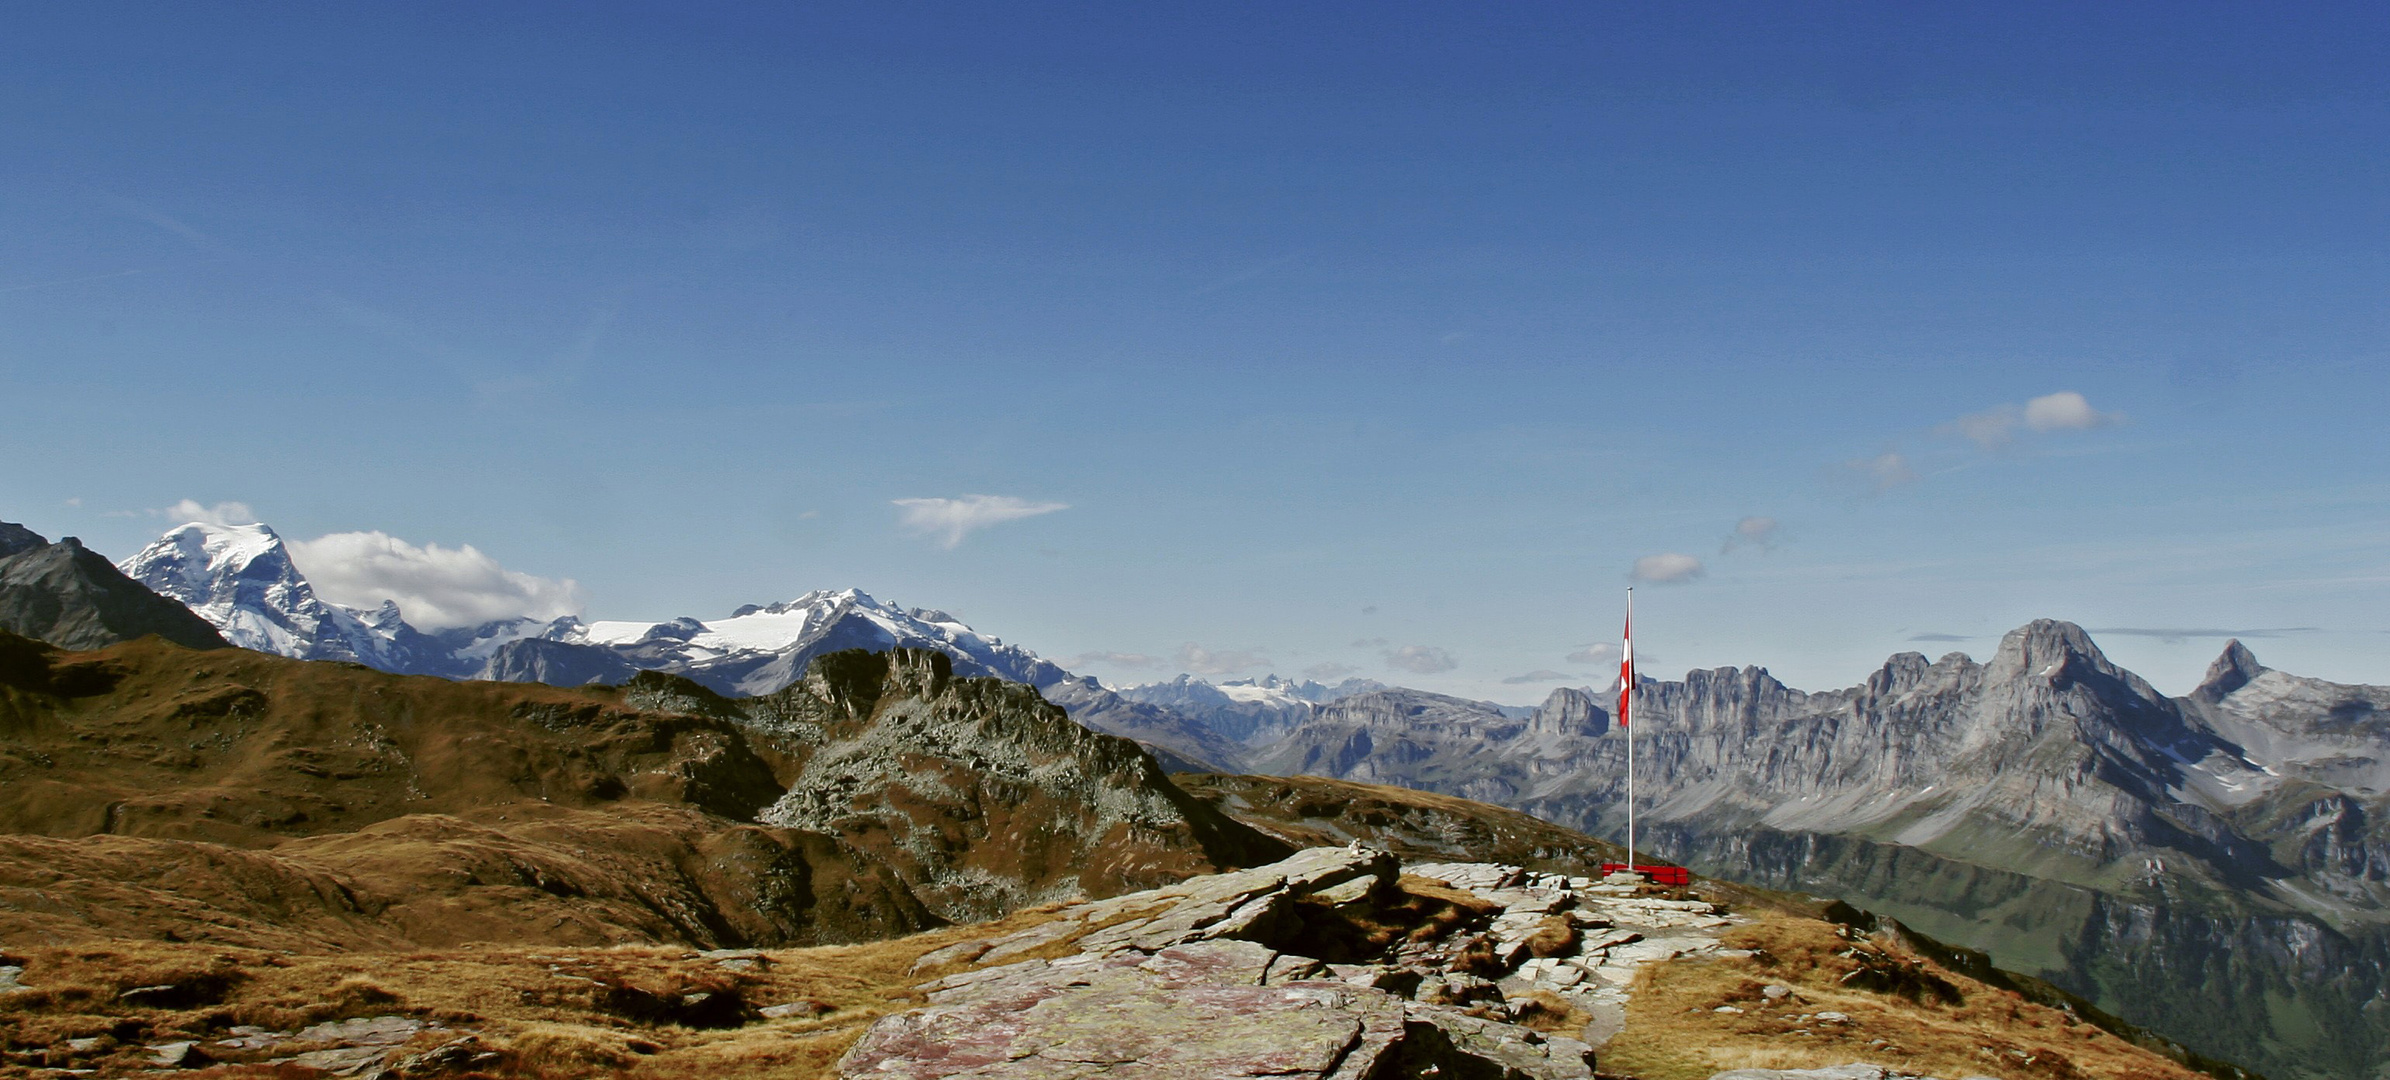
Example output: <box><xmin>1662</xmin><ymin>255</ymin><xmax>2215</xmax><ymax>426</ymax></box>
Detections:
<box><xmin>120</xmin><ymin>521</ymin><xmax>538</xmax><ymax>677</ymax></box>
<box><xmin>504</xmin><ymin>587</ymin><xmax>1070</xmax><ymax>697</ymax></box>
<box><xmin>121</xmin><ymin>521</ymin><xmax>361</xmax><ymax>661</ymax></box>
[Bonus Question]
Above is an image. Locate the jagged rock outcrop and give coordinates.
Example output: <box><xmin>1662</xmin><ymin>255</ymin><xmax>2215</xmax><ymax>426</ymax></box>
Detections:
<box><xmin>1528</xmin><ymin>686</ymin><xmax>1606</xmax><ymax>738</ymax></box>
<box><xmin>0</xmin><ymin>523</ymin><xmax>226</xmax><ymax>652</ymax></box>
<box><xmin>723</xmin><ymin>649</ymin><xmax>1288</xmax><ymax>922</ymax></box>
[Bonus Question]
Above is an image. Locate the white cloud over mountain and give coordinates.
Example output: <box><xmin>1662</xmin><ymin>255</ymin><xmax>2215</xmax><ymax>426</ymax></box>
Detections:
<box><xmin>155</xmin><ymin>499</ymin><xmax>258</xmax><ymax>527</ymax></box>
<box><xmin>286</xmin><ymin>531</ymin><xmax>583</xmax><ymax>630</ymax></box>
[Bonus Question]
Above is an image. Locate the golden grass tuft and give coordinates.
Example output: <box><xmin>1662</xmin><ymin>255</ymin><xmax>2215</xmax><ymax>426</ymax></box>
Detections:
<box><xmin>0</xmin><ymin>907</ymin><xmax>1080</xmax><ymax>1080</ymax></box>
<box><xmin>1594</xmin><ymin>911</ymin><xmax>2210</xmax><ymax>1080</ymax></box>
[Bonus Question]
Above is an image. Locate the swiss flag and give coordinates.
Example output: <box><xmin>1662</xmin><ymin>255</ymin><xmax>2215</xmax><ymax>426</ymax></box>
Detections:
<box><xmin>1617</xmin><ymin>613</ymin><xmax>1632</xmax><ymax>728</ymax></box>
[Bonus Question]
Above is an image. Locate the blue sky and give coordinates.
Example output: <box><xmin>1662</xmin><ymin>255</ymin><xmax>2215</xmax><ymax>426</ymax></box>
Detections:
<box><xmin>3</xmin><ymin>2</ymin><xmax>2384</xmax><ymax>698</ymax></box>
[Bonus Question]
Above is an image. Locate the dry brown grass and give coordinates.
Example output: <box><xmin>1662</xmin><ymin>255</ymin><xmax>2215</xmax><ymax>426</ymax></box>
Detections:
<box><xmin>1594</xmin><ymin>911</ymin><xmax>2212</xmax><ymax>1080</ymax></box>
<box><xmin>0</xmin><ymin>904</ymin><xmax>1080</xmax><ymax>1080</ymax></box>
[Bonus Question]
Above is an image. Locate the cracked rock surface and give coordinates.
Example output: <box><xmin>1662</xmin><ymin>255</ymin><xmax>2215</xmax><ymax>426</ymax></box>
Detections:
<box><xmin>839</xmin><ymin>848</ymin><xmax>1743</xmax><ymax>1079</ymax></box>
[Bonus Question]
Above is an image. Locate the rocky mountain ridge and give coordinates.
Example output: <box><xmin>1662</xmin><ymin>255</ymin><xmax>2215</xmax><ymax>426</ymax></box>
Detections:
<box><xmin>1231</xmin><ymin>620</ymin><xmax>2390</xmax><ymax>1080</ymax></box>
<box><xmin>106</xmin><ymin>519</ymin><xmax>1285</xmax><ymax>767</ymax></box>
<box><xmin>0</xmin><ymin>522</ymin><xmax>227</xmax><ymax>653</ymax></box>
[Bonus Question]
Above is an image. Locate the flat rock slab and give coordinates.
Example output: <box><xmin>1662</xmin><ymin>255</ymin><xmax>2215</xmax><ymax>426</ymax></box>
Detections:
<box><xmin>295</xmin><ymin>1015</ymin><xmax>429</xmax><ymax>1046</ymax></box>
<box><xmin>1709</xmin><ymin>1066</ymin><xmax>1975</xmax><ymax>1080</ymax></box>
<box><xmin>288</xmin><ymin>1044</ymin><xmax>399</xmax><ymax>1076</ymax></box>
<box><xmin>841</xmin><ymin>967</ymin><xmax>1404</xmax><ymax>1079</ymax></box>
<box><xmin>981</xmin><ymin>919</ymin><xmax>1085</xmax><ymax>963</ymax></box>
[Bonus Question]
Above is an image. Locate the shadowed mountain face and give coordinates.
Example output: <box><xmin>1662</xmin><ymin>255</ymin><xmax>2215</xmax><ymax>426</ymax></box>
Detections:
<box><xmin>0</xmin><ymin>522</ymin><xmax>227</xmax><ymax>653</ymax></box>
<box><xmin>0</xmin><ymin>634</ymin><xmax>1278</xmax><ymax>950</ymax></box>
<box><xmin>1239</xmin><ymin>620</ymin><xmax>2390</xmax><ymax>1080</ymax></box>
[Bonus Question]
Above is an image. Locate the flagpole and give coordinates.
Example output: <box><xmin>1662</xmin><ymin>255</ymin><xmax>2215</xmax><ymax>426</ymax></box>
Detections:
<box><xmin>1625</xmin><ymin>586</ymin><xmax>1635</xmax><ymax>873</ymax></box>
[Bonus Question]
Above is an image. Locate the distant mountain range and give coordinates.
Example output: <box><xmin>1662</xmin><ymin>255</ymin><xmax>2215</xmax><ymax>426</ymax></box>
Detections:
<box><xmin>107</xmin><ymin>520</ymin><xmax>1385</xmax><ymax>770</ymax></box>
<box><xmin>1110</xmin><ymin>673</ymin><xmax>1388</xmax><ymax>744</ymax></box>
<box><xmin>116</xmin><ymin>521</ymin><xmax>1069</xmax><ymax>692</ymax></box>
<box><xmin>56</xmin><ymin>515</ymin><xmax>2390</xmax><ymax>1078</ymax></box>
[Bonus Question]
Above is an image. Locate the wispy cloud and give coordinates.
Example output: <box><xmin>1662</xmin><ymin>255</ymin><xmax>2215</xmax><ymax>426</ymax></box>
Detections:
<box><xmin>1500</xmin><ymin>669</ymin><xmax>1570</xmax><ymax>685</ymax></box>
<box><xmin>2025</xmin><ymin>391</ymin><xmax>2123</xmax><ymax>433</ymax></box>
<box><xmin>1631</xmin><ymin>553</ymin><xmax>1705</xmax><ymax>584</ymax></box>
<box><xmin>154</xmin><ymin>499</ymin><xmax>258</xmax><ymax>527</ymax></box>
<box><xmin>1721</xmin><ymin>516</ymin><xmax>1778</xmax><ymax>554</ymax></box>
<box><xmin>1938</xmin><ymin>391</ymin><xmax>2124</xmax><ymax>450</ymax></box>
<box><xmin>1906</xmin><ymin>632</ymin><xmax>1974</xmax><ymax>643</ymax></box>
<box><xmin>1061</xmin><ymin>651</ymin><xmax>1163</xmax><ymax>670</ymax></box>
<box><xmin>1303</xmin><ymin>662</ymin><xmax>1359</xmax><ymax>681</ymax></box>
<box><xmin>1176</xmin><ymin>643</ymin><xmax>1270</xmax><ymax>676</ymax></box>
<box><xmin>1567</xmin><ymin>642</ymin><xmax>1622</xmax><ymax>667</ymax></box>
<box><xmin>892</xmin><ymin>494</ymin><xmax>1069</xmax><ymax>548</ymax></box>
<box><xmin>2088</xmin><ymin>626</ymin><xmax>2320</xmax><ymax>644</ymax></box>
<box><xmin>1842</xmin><ymin>451</ymin><xmax>1919</xmax><ymax>492</ymax></box>
<box><xmin>286</xmin><ymin>531</ymin><xmax>584</xmax><ymax>630</ymax></box>
<box><xmin>1383</xmin><ymin>644</ymin><xmax>1458</xmax><ymax>674</ymax></box>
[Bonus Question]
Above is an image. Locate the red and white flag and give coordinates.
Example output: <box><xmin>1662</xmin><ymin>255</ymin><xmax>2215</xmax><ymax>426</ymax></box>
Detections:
<box><xmin>1617</xmin><ymin>612</ymin><xmax>1633</xmax><ymax>728</ymax></box>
